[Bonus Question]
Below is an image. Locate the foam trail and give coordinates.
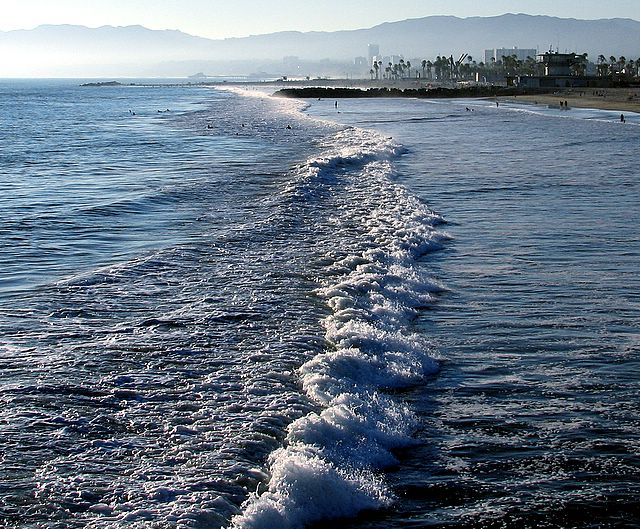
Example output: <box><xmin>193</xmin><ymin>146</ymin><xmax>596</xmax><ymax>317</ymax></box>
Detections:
<box><xmin>231</xmin><ymin>123</ymin><xmax>447</xmax><ymax>529</ymax></box>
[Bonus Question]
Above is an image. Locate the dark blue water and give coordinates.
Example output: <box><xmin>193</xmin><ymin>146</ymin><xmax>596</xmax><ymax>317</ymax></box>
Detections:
<box><xmin>1</xmin><ymin>82</ymin><xmax>639</xmax><ymax>529</ymax></box>
<box><xmin>306</xmin><ymin>97</ymin><xmax>640</xmax><ymax>528</ymax></box>
<box><xmin>2</xmin><ymin>80</ymin><xmax>222</xmax><ymax>292</ymax></box>
<box><xmin>0</xmin><ymin>81</ymin><xmax>334</xmax><ymax>528</ymax></box>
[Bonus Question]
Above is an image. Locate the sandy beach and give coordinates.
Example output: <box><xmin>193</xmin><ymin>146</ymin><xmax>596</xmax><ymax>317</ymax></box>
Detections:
<box><xmin>272</xmin><ymin>83</ymin><xmax>640</xmax><ymax>115</ymax></box>
<box><xmin>508</xmin><ymin>87</ymin><xmax>640</xmax><ymax>113</ymax></box>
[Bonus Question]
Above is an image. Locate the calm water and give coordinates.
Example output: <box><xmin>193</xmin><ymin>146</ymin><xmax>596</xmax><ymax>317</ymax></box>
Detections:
<box><xmin>1</xmin><ymin>82</ymin><xmax>638</xmax><ymax>529</ymax></box>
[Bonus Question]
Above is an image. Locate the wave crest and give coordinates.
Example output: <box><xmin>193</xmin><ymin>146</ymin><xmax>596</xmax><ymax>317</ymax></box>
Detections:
<box><xmin>232</xmin><ymin>122</ymin><xmax>446</xmax><ymax>529</ymax></box>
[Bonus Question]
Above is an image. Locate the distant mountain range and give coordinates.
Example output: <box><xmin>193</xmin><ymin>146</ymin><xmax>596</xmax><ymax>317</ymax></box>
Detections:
<box><xmin>1</xmin><ymin>14</ymin><xmax>639</xmax><ymax>77</ymax></box>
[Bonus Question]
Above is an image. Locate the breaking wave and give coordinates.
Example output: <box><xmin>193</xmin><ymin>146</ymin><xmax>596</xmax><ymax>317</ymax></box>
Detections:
<box><xmin>231</xmin><ymin>121</ymin><xmax>447</xmax><ymax>529</ymax></box>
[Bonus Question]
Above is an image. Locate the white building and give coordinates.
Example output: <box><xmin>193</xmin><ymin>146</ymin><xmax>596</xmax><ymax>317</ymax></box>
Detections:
<box><xmin>485</xmin><ymin>47</ymin><xmax>538</xmax><ymax>63</ymax></box>
<box><xmin>368</xmin><ymin>44</ymin><xmax>380</xmax><ymax>65</ymax></box>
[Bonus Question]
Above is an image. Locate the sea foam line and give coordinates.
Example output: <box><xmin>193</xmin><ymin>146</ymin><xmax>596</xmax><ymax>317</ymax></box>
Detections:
<box><xmin>230</xmin><ymin>118</ymin><xmax>446</xmax><ymax>529</ymax></box>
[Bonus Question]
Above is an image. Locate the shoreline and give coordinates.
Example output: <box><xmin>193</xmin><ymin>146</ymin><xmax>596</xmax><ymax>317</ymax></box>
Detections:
<box><xmin>503</xmin><ymin>89</ymin><xmax>640</xmax><ymax>114</ymax></box>
<box><xmin>77</xmin><ymin>79</ymin><xmax>640</xmax><ymax>115</ymax></box>
<box><xmin>274</xmin><ymin>85</ymin><xmax>640</xmax><ymax>114</ymax></box>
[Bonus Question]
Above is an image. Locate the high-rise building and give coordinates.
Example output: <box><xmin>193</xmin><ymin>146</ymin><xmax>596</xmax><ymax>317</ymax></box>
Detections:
<box><xmin>368</xmin><ymin>44</ymin><xmax>380</xmax><ymax>65</ymax></box>
<box><xmin>484</xmin><ymin>49</ymin><xmax>496</xmax><ymax>65</ymax></box>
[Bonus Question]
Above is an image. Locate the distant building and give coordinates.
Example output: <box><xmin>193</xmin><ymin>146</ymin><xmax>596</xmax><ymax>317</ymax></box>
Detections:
<box><xmin>499</xmin><ymin>47</ymin><xmax>537</xmax><ymax>62</ymax></box>
<box><xmin>518</xmin><ymin>51</ymin><xmax>610</xmax><ymax>89</ymax></box>
<box><xmin>354</xmin><ymin>56</ymin><xmax>368</xmax><ymax>68</ymax></box>
<box><xmin>540</xmin><ymin>51</ymin><xmax>574</xmax><ymax>76</ymax></box>
<box><xmin>485</xmin><ymin>47</ymin><xmax>537</xmax><ymax>63</ymax></box>
<box><xmin>368</xmin><ymin>44</ymin><xmax>380</xmax><ymax>65</ymax></box>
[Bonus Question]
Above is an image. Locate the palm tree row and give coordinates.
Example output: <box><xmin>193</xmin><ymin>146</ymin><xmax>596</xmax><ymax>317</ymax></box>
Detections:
<box><xmin>369</xmin><ymin>59</ymin><xmax>415</xmax><ymax>80</ymax></box>
<box><xmin>367</xmin><ymin>52</ymin><xmax>640</xmax><ymax>82</ymax></box>
<box><xmin>596</xmin><ymin>55</ymin><xmax>640</xmax><ymax>77</ymax></box>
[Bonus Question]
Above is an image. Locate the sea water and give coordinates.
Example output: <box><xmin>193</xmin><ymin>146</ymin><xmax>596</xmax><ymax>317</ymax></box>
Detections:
<box><xmin>304</xmin><ymin>97</ymin><xmax>640</xmax><ymax>528</ymax></box>
<box><xmin>0</xmin><ymin>82</ymin><xmax>638</xmax><ymax>529</ymax></box>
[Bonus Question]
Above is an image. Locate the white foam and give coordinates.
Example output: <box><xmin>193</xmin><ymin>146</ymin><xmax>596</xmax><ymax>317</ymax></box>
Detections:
<box><xmin>216</xmin><ymin>85</ymin><xmax>312</xmax><ymax>120</ymax></box>
<box><xmin>233</xmin><ymin>445</ymin><xmax>390</xmax><ymax>529</ymax></box>
<box><xmin>231</xmin><ymin>121</ymin><xmax>447</xmax><ymax>528</ymax></box>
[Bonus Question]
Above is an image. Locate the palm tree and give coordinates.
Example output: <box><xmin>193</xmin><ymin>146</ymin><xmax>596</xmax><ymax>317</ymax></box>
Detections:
<box><xmin>426</xmin><ymin>60</ymin><xmax>433</xmax><ymax>80</ymax></box>
<box><xmin>369</xmin><ymin>68</ymin><xmax>375</xmax><ymax>80</ymax></box>
<box><xmin>521</xmin><ymin>56</ymin><xmax>534</xmax><ymax>76</ymax></box>
<box><xmin>597</xmin><ymin>54</ymin><xmax>608</xmax><ymax>77</ymax></box>
<box><xmin>421</xmin><ymin>59</ymin><xmax>427</xmax><ymax>78</ymax></box>
<box><xmin>436</xmin><ymin>55</ymin><xmax>450</xmax><ymax>80</ymax></box>
<box><xmin>406</xmin><ymin>60</ymin><xmax>412</xmax><ymax>78</ymax></box>
<box><xmin>373</xmin><ymin>61</ymin><xmax>379</xmax><ymax>80</ymax></box>
<box><xmin>502</xmin><ymin>54</ymin><xmax>518</xmax><ymax>76</ymax></box>
<box><xmin>618</xmin><ymin>56</ymin><xmax>627</xmax><ymax>74</ymax></box>
<box><xmin>464</xmin><ymin>56</ymin><xmax>474</xmax><ymax>80</ymax></box>
<box><xmin>571</xmin><ymin>53</ymin><xmax>588</xmax><ymax>76</ymax></box>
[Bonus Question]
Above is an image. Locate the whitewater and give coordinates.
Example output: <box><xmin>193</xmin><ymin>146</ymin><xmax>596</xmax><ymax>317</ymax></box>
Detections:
<box><xmin>1</xmin><ymin>81</ymin><xmax>638</xmax><ymax>529</ymax></box>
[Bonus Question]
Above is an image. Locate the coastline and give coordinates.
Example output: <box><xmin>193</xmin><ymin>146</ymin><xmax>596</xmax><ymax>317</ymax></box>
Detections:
<box><xmin>77</xmin><ymin>79</ymin><xmax>640</xmax><ymax>114</ymax></box>
<box><xmin>505</xmin><ymin>88</ymin><xmax>640</xmax><ymax>113</ymax></box>
<box><xmin>273</xmin><ymin>85</ymin><xmax>640</xmax><ymax>114</ymax></box>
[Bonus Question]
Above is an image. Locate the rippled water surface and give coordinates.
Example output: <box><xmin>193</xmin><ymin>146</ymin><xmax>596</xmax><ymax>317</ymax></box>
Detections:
<box><xmin>306</xmin><ymin>98</ymin><xmax>640</xmax><ymax>528</ymax></box>
<box><xmin>1</xmin><ymin>82</ymin><xmax>639</xmax><ymax>529</ymax></box>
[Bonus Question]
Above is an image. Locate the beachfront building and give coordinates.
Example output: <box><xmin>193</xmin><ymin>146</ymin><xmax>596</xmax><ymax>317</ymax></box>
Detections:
<box><xmin>518</xmin><ymin>51</ymin><xmax>610</xmax><ymax>88</ymax></box>
<box><xmin>541</xmin><ymin>52</ymin><xmax>574</xmax><ymax>76</ymax></box>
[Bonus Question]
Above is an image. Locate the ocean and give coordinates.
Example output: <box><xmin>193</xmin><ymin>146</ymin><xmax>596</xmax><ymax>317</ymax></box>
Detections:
<box><xmin>0</xmin><ymin>80</ymin><xmax>638</xmax><ymax>529</ymax></box>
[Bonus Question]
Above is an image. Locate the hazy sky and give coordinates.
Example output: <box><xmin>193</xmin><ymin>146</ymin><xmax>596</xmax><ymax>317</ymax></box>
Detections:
<box><xmin>2</xmin><ymin>0</ymin><xmax>640</xmax><ymax>38</ymax></box>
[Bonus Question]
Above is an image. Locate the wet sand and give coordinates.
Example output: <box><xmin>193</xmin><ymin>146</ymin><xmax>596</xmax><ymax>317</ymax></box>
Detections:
<box><xmin>509</xmin><ymin>88</ymin><xmax>640</xmax><ymax>113</ymax></box>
